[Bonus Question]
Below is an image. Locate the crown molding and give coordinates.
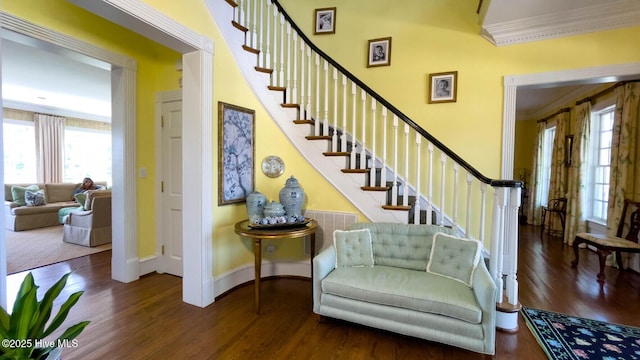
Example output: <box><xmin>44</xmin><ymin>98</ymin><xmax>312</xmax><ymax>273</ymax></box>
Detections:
<box><xmin>482</xmin><ymin>0</ymin><xmax>640</xmax><ymax>46</ymax></box>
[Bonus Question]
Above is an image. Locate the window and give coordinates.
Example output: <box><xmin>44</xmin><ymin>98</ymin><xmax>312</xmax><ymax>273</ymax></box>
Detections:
<box><xmin>588</xmin><ymin>106</ymin><xmax>614</xmax><ymax>223</ymax></box>
<box><xmin>540</xmin><ymin>126</ymin><xmax>556</xmax><ymax>206</ymax></box>
<box><xmin>64</xmin><ymin>127</ymin><xmax>112</xmax><ymax>185</ymax></box>
<box><xmin>3</xmin><ymin>120</ymin><xmax>37</xmax><ymax>183</ymax></box>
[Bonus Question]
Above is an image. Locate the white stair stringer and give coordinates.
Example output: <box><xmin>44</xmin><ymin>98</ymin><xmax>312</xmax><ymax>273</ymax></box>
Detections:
<box><xmin>208</xmin><ymin>0</ymin><xmax>406</xmax><ymax>223</ymax></box>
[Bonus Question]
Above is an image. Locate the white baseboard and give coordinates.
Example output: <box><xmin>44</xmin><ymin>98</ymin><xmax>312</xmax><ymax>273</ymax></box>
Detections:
<box><xmin>138</xmin><ymin>255</ymin><xmax>157</xmax><ymax>276</ymax></box>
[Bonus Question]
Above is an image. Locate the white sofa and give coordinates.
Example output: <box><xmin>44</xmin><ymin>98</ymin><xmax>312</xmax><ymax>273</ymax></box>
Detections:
<box><xmin>313</xmin><ymin>222</ymin><xmax>497</xmax><ymax>355</ymax></box>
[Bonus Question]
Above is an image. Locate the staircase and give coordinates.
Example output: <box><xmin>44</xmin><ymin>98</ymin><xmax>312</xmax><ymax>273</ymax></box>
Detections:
<box><xmin>207</xmin><ymin>0</ymin><xmax>522</xmax><ymax>320</ymax></box>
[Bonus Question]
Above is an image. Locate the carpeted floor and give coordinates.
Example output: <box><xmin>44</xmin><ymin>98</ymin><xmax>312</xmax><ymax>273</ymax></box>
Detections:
<box><xmin>522</xmin><ymin>306</ymin><xmax>640</xmax><ymax>359</ymax></box>
<box><xmin>5</xmin><ymin>225</ymin><xmax>111</xmax><ymax>274</ymax></box>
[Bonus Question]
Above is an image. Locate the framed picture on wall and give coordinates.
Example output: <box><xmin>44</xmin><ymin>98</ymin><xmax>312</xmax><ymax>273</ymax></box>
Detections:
<box><xmin>367</xmin><ymin>37</ymin><xmax>392</xmax><ymax>67</ymax></box>
<box><xmin>218</xmin><ymin>102</ymin><xmax>255</xmax><ymax>205</ymax></box>
<box><xmin>314</xmin><ymin>7</ymin><xmax>336</xmax><ymax>35</ymax></box>
<box><xmin>428</xmin><ymin>71</ymin><xmax>458</xmax><ymax>103</ymax></box>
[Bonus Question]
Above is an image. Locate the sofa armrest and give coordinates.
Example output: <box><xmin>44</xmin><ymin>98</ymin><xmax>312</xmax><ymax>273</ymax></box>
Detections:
<box><xmin>472</xmin><ymin>260</ymin><xmax>497</xmax><ymax>354</ymax></box>
<box><xmin>64</xmin><ymin>210</ymin><xmax>94</xmax><ymax>228</ymax></box>
<box><xmin>312</xmin><ymin>246</ymin><xmax>336</xmax><ymax>313</ymax></box>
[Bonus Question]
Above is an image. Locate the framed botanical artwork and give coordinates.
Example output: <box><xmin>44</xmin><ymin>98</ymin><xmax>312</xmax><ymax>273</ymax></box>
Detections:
<box><xmin>218</xmin><ymin>102</ymin><xmax>255</xmax><ymax>206</ymax></box>
<box><xmin>367</xmin><ymin>37</ymin><xmax>392</xmax><ymax>68</ymax></box>
<box><xmin>428</xmin><ymin>71</ymin><xmax>458</xmax><ymax>103</ymax></box>
<box><xmin>314</xmin><ymin>7</ymin><xmax>336</xmax><ymax>35</ymax></box>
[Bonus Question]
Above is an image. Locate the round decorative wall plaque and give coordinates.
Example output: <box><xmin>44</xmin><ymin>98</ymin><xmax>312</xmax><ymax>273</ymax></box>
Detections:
<box><xmin>261</xmin><ymin>155</ymin><xmax>285</xmax><ymax>178</ymax></box>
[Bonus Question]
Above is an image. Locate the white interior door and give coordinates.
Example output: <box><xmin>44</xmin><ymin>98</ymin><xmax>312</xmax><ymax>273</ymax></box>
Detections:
<box><xmin>161</xmin><ymin>98</ymin><xmax>183</xmax><ymax>276</ymax></box>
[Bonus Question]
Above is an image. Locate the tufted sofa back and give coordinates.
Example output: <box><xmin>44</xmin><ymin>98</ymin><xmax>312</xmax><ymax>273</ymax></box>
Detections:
<box><xmin>347</xmin><ymin>222</ymin><xmax>455</xmax><ymax>271</ymax></box>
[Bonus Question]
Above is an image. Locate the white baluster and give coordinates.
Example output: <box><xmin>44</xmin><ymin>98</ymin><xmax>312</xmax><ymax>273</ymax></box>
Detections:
<box><xmin>402</xmin><ymin>124</ymin><xmax>409</xmax><ymax>207</ymax></box>
<box><xmin>332</xmin><ymin>68</ymin><xmax>338</xmax><ymax>152</ymax></box>
<box><xmin>480</xmin><ymin>183</ymin><xmax>487</xmax><ymax>243</ymax></box>
<box><xmin>314</xmin><ymin>54</ymin><xmax>320</xmax><ymax>136</ymax></box>
<box><xmin>414</xmin><ymin>134</ymin><xmax>422</xmax><ymax>224</ymax></box>
<box><xmin>452</xmin><ymin>163</ymin><xmax>459</xmax><ymax>229</ymax></box>
<box><xmin>340</xmin><ymin>75</ymin><xmax>347</xmax><ymax>152</ymax></box>
<box><xmin>299</xmin><ymin>42</ymin><xmax>305</xmax><ymax>118</ymax></box>
<box><xmin>265</xmin><ymin>1</ymin><xmax>271</xmax><ymax>69</ymax></box>
<box><xmin>258</xmin><ymin>0</ymin><xmax>264</xmax><ymax>68</ymax></box>
<box><xmin>239</xmin><ymin>0</ymin><xmax>245</xmax><ymax>28</ymax></box>
<box><xmin>323</xmin><ymin>60</ymin><xmax>329</xmax><ymax>137</ymax></box>
<box><xmin>439</xmin><ymin>154</ymin><xmax>447</xmax><ymax>226</ymax></box>
<box><xmin>271</xmin><ymin>5</ymin><xmax>278</xmax><ymax>87</ymax></box>
<box><xmin>350</xmin><ymin>83</ymin><xmax>357</xmax><ymax>169</ymax></box>
<box><xmin>292</xmin><ymin>32</ymin><xmax>298</xmax><ymax>105</ymax></box>
<box><xmin>279</xmin><ymin>14</ymin><xmax>285</xmax><ymax>87</ymax></box>
<box><xmin>285</xmin><ymin>23</ymin><xmax>291</xmax><ymax>104</ymax></box>
<box><xmin>427</xmin><ymin>143</ymin><xmax>434</xmax><ymax>224</ymax></box>
<box><xmin>306</xmin><ymin>47</ymin><xmax>311</xmax><ymax>120</ymax></box>
<box><xmin>251</xmin><ymin>0</ymin><xmax>257</xmax><ymax>48</ymax></box>
<box><xmin>391</xmin><ymin>116</ymin><xmax>399</xmax><ymax>205</ymax></box>
<box><xmin>381</xmin><ymin>107</ymin><xmax>388</xmax><ymax>187</ymax></box>
<box><xmin>359</xmin><ymin>90</ymin><xmax>367</xmax><ymax>170</ymax></box>
<box><xmin>369</xmin><ymin>99</ymin><xmax>377</xmax><ymax>186</ymax></box>
<box><xmin>466</xmin><ymin>173</ymin><xmax>473</xmax><ymax>238</ymax></box>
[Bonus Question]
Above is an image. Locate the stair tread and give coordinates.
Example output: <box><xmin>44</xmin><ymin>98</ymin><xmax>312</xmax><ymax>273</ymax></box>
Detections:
<box><xmin>268</xmin><ymin>86</ymin><xmax>285</xmax><ymax>91</ymax></box>
<box><xmin>361</xmin><ymin>186</ymin><xmax>390</xmax><ymax>191</ymax></box>
<box><xmin>294</xmin><ymin>120</ymin><xmax>313</xmax><ymax>125</ymax></box>
<box><xmin>255</xmin><ymin>66</ymin><xmax>273</xmax><ymax>74</ymax></box>
<box><xmin>306</xmin><ymin>136</ymin><xmax>331</xmax><ymax>140</ymax></box>
<box><xmin>242</xmin><ymin>45</ymin><xmax>259</xmax><ymax>54</ymax></box>
<box><xmin>225</xmin><ymin>0</ymin><xmax>238</xmax><ymax>7</ymax></box>
<box><xmin>281</xmin><ymin>103</ymin><xmax>300</xmax><ymax>108</ymax></box>
<box><xmin>341</xmin><ymin>169</ymin><xmax>369</xmax><ymax>173</ymax></box>
<box><xmin>382</xmin><ymin>205</ymin><xmax>412</xmax><ymax>211</ymax></box>
<box><xmin>324</xmin><ymin>152</ymin><xmax>349</xmax><ymax>156</ymax></box>
<box><xmin>232</xmin><ymin>21</ymin><xmax>248</xmax><ymax>33</ymax></box>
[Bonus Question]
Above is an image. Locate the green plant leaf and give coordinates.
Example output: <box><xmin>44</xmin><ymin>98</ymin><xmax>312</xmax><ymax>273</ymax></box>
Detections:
<box><xmin>56</xmin><ymin>320</ymin><xmax>90</xmax><ymax>342</ymax></box>
<box><xmin>28</xmin><ymin>272</ymin><xmax>72</xmax><ymax>339</ymax></box>
<box><xmin>41</xmin><ymin>291</ymin><xmax>84</xmax><ymax>338</ymax></box>
<box><xmin>9</xmin><ymin>287</ymin><xmax>38</xmax><ymax>341</ymax></box>
<box><xmin>0</xmin><ymin>307</ymin><xmax>10</xmax><ymax>338</ymax></box>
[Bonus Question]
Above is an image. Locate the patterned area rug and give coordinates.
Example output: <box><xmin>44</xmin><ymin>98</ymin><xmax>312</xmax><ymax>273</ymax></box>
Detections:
<box><xmin>522</xmin><ymin>307</ymin><xmax>640</xmax><ymax>359</ymax></box>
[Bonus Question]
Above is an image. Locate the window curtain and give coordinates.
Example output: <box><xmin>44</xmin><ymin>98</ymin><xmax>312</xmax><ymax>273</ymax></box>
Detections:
<box><xmin>527</xmin><ymin>122</ymin><xmax>547</xmax><ymax>225</ymax></box>
<box><xmin>564</xmin><ymin>102</ymin><xmax>591</xmax><ymax>245</ymax></box>
<box><xmin>607</xmin><ymin>82</ymin><xmax>640</xmax><ymax>232</ymax></box>
<box><xmin>545</xmin><ymin>112</ymin><xmax>570</xmax><ymax>234</ymax></box>
<box><xmin>34</xmin><ymin>113</ymin><xmax>65</xmax><ymax>183</ymax></box>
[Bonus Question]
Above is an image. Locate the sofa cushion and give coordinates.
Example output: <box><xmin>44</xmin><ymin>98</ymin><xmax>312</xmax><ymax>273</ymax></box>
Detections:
<box><xmin>11</xmin><ymin>185</ymin><xmax>40</xmax><ymax>206</ymax></box>
<box><xmin>427</xmin><ymin>232</ymin><xmax>481</xmax><ymax>287</ymax></box>
<box><xmin>333</xmin><ymin>229</ymin><xmax>374</xmax><ymax>268</ymax></box>
<box><xmin>25</xmin><ymin>189</ymin><xmax>46</xmax><ymax>207</ymax></box>
<box><xmin>322</xmin><ymin>265</ymin><xmax>482</xmax><ymax>324</ymax></box>
<box><xmin>348</xmin><ymin>223</ymin><xmax>455</xmax><ymax>271</ymax></box>
<box><xmin>45</xmin><ymin>183</ymin><xmax>78</xmax><ymax>203</ymax></box>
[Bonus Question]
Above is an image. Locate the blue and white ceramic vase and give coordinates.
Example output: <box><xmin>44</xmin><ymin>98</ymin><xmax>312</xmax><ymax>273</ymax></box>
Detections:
<box><xmin>246</xmin><ymin>191</ymin><xmax>267</xmax><ymax>223</ymax></box>
<box><xmin>279</xmin><ymin>176</ymin><xmax>305</xmax><ymax>216</ymax></box>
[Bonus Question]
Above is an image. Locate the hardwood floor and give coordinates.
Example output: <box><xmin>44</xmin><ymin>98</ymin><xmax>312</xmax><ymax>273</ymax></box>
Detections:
<box><xmin>6</xmin><ymin>224</ymin><xmax>640</xmax><ymax>359</ymax></box>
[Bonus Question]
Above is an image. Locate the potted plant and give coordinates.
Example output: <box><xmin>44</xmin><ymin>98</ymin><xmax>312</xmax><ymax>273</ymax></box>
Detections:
<box><xmin>0</xmin><ymin>272</ymin><xmax>90</xmax><ymax>359</ymax></box>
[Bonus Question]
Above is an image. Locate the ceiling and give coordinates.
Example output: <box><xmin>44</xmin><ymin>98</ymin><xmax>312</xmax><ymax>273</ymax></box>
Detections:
<box><xmin>2</xmin><ymin>0</ymin><xmax>639</xmax><ymax>122</ymax></box>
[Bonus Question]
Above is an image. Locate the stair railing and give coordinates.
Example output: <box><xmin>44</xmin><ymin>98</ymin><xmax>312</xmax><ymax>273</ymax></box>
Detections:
<box><xmin>218</xmin><ymin>0</ymin><xmax>521</xmax><ymax>309</ymax></box>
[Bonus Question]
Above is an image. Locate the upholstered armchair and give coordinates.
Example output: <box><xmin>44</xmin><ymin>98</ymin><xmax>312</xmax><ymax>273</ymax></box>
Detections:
<box><xmin>63</xmin><ymin>190</ymin><xmax>112</xmax><ymax>247</ymax></box>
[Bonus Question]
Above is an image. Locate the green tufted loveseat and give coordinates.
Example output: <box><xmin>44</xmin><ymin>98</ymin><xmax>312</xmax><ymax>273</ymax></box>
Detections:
<box><xmin>312</xmin><ymin>222</ymin><xmax>497</xmax><ymax>355</ymax></box>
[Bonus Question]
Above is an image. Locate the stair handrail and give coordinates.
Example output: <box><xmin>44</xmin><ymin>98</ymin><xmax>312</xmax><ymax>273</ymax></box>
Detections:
<box><xmin>270</xmin><ymin>0</ymin><xmax>520</xmax><ymax>188</ymax></box>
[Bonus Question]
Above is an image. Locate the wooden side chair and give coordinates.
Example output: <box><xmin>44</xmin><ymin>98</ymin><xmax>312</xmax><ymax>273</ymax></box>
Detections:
<box><xmin>571</xmin><ymin>199</ymin><xmax>640</xmax><ymax>282</ymax></box>
<box><xmin>540</xmin><ymin>197</ymin><xmax>567</xmax><ymax>237</ymax></box>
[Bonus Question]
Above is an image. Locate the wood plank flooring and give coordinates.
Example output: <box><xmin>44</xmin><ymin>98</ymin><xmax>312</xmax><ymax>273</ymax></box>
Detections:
<box><xmin>6</xmin><ymin>224</ymin><xmax>640</xmax><ymax>359</ymax></box>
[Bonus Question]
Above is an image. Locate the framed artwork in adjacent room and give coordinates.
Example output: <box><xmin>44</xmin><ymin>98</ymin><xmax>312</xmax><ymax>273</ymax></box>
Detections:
<box><xmin>367</xmin><ymin>37</ymin><xmax>392</xmax><ymax>67</ymax></box>
<box><xmin>428</xmin><ymin>71</ymin><xmax>458</xmax><ymax>103</ymax></box>
<box><xmin>218</xmin><ymin>102</ymin><xmax>255</xmax><ymax>205</ymax></box>
<box><xmin>314</xmin><ymin>7</ymin><xmax>336</xmax><ymax>35</ymax></box>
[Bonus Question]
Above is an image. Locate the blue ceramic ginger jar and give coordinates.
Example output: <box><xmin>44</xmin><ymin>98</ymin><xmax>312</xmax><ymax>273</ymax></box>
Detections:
<box><xmin>246</xmin><ymin>191</ymin><xmax>267</xmax><ymax>223</ymax></box>
<box><xmin>279</xmin><ymin>176</ymin><xmax>305</xmax><ymax>216</ymax></box>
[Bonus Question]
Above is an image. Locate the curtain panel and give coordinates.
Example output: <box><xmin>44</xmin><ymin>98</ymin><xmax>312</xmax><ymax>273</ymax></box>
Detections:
<box><xmin>34</xmin><ymin>113</ymin><xmax>65</xmax><ymax>183</ymax></box>
<box><xmin>546</xmin><ymin>112</ymin><xmax>570</xmax><ymax>233</ymax></box>
<box><xmin>564</xmin><ymin>102</ymin><xmax>591</xmax><ymax>245</ymax></box>
<box><xmin>527</xmin><ymin>122</ymin><xmax>547</xmax><ymax>225</ymax></box>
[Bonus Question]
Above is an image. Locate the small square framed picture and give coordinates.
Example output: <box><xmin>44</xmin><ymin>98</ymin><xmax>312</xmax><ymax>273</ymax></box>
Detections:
<box><xmin>367</xmin><ymin>37</ymin><xmax>392</xmax><ymax>68</ymax></box>
<box><xmin>314</xmin><ymin>7</ymin><xmax>336</xmax><ymax>35</ymax></box>
<box><xmin>428</xmin><ymin>71</ymin><xmax>458</xmax><ymax>103</ymax></box>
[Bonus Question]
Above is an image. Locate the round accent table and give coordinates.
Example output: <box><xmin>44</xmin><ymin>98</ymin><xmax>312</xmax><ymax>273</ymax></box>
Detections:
<box><xmin>234</xmin><ymin>219</ymin><xmax>318</xmax><ymax>314</ymax></box>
